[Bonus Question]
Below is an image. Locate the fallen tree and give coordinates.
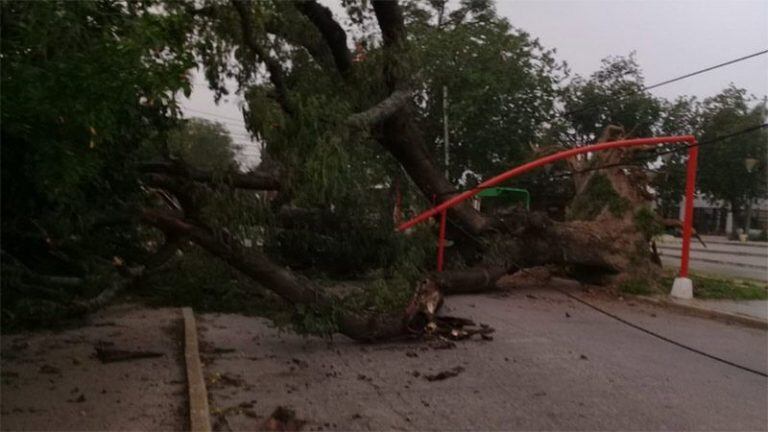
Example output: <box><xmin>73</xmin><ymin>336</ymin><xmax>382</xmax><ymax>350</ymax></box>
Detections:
<box><xmin>134</xmin><ymin>0</ymin><xmax>666</xmax><ymax>340</ymax></box>
<box><xmin>2</xmin><ymin>0</ymin><xmax>669</xmax><ymax>337</ymax></box>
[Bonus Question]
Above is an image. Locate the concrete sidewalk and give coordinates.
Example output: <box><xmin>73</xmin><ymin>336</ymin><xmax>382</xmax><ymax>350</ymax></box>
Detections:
<box><xmin>637</xmin><ymin>295</ymin><xmax>768</xmax><ymax>329</ymax></box>
<box><xmin>0</xmin><ymin>304</ymin><xmax>186</xmax><ymax>431</ymax></box>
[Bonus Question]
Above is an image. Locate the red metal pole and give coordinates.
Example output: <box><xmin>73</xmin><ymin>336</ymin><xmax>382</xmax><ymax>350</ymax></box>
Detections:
<box><xmin>679</xmin><ymin>143</ymin><xmax>699</xmax><ymax>278</ymax></box>
<box><xmin>437</xmin><ymin>209</ymin><xmax>447</xmax><ymax>272</ymax></box>
<box><xmin>397</xmin><ymin>135</ymin><xmax>696</xmax><ymax>232</ymax></box>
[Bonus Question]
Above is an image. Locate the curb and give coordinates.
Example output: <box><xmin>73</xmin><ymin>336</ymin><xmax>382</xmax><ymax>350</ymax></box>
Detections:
<box><xmin>632</xmin><ymin>296</ymin><xmax>768</xmax><ymax>330</ymax></box>
<box><xmin>182</xmin><ymin>307</ymin><xmax>212</xmax><ymax>432</ymax></box>
<box><xmin>656</xmin><ymin>246</ymin><xmax>767</xmax><ymax>258</ymax></box>
<box><xmin>658</xmin><ymin>253</ymin><xmax>767</xmax><ymax>269</ymax></box>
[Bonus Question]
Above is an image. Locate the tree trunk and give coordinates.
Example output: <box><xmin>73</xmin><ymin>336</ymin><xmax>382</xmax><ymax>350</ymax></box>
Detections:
<box><xmin>730</xmin><ymin>201</ymin><xmax>742</xmax><ymax>239</ymax></box>
<box><xmin>745</xmin><ymin>200</ymin><xmax>753</xmax><ymax>235</ymax></box>
<box><xmin>378</xmin><ymin>107</ymin><xmax>496</xmax><ymax>234</ymax></box>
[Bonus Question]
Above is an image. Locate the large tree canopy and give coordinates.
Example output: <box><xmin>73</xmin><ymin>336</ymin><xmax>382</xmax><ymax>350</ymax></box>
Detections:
<box><xmin>2</xmin><ymin>0</ymin><xmax>764</xmax><ymax>338</ymax></box>
<box><xmin>1</xmin><ymin>0</ymin><xmax>193</xmax><ymax>267</ymax></box>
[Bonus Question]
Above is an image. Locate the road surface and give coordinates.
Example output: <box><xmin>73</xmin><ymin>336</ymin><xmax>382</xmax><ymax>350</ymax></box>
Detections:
<box><xmin>657</xmin><ymin>236</ymin><xmax>768</xmax><ymax>281</ymax></box>
<box><xmin>199</xmin><ymin>286</ymin><xmax>768</xmax><ymax>431</ymax></box>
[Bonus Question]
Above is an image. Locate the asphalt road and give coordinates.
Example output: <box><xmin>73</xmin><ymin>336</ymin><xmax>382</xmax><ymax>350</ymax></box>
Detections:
<box><xmin>658</xmin><ymin>237</ymin><xmax>768</xmax><ymax>281</ymax></box>
<box><xmin>200</xmin><ymin>286</ymin><xmax>768</xmax><ymax>431</ymax></box>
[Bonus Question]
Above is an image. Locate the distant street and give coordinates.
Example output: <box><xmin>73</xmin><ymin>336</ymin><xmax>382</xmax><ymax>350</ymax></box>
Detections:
<box><xmin>657</xmin><ymin>236</ymin><xmax>768</xmax><ymax>281</ymax></box>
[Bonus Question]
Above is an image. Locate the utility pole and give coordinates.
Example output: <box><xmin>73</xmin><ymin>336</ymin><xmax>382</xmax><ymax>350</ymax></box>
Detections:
<box><xmin>443</xmin><ymin>85</ymin><xmax>449</xmax><ymax>178</ymax></box>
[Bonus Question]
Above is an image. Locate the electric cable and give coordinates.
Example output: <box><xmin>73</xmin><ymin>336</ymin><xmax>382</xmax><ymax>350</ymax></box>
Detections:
<box><xmin>556</xmin><ymin>288</ymin><xmax>768</xmax><ymax>378</ymax></box>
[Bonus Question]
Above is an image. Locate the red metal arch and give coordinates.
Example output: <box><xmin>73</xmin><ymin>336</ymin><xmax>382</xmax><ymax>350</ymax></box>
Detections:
<box><xmin>397</xmin><ymin>135</ymin><xmax>699</xmax><ymax>278</ymax></box>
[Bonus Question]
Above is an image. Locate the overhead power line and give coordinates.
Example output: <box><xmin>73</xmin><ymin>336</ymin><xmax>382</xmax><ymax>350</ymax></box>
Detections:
<box><xmin>182</xmin><ymin>106</ymin><xmax>247</xmax><ymax>124</ymax></box>
<box><xmin>563</xmin><ymin>49</ymin><xmax>768</xmax><ymax>118</ymax></box>
<box><xmin>570</xmin><ymin>122</ymin><xmax>768</xmax><ymax>176</ymax></box>
<box><xmin>643</xmin><ymin>49</ymin><xmax>768</xmax><ymax>92</ymax></box>
<box><xmin>558</xmin><ymin>288</ymin><xmax>768</xmax><ymax>378</ymax></box>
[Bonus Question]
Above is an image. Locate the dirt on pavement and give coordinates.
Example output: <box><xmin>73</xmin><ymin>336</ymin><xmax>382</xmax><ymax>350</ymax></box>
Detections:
<box><xmin>198</xmin><ymin>286</ymin><xmax>768</xmax><ymax>431</ymax></box>
<box><xmin>1</xmin><ymin>304</ymin><xmax>186</xmax><ymax>431</ymax></box>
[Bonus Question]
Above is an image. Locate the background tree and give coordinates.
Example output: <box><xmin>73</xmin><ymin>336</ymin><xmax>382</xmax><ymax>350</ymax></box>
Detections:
<box><xmin>557</xmin><ymin>54</ymin><xmax>662</xmax><ymax>145</ymax></box>
<box><xmin>651</xmin><ymin>96</ymin><xmax>701</xmax><ymax>218</ymax></box>
<box><xmin>410</xmin><ymin>0</ymin><xmax>563</xmax><ymax>182</ymax></box>
<box><xmin>696</xmin><ymin>86</ymin><xmax>767</xmax><ymax>237</ymax></box>
<box><xmin>168</xmin><ymin>118</ymin><xmax>241</xmax><ymax>171</ymax></box>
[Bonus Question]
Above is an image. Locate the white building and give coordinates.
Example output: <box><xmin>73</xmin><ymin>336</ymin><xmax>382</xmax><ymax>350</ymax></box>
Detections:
<box><xmin>678</xmin><ymin>196</ymin><xmax>768</xmax><ymax>235</ymax></box>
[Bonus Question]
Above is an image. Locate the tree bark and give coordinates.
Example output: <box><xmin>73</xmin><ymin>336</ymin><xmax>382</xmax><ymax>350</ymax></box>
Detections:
<box><xmin>232</xmin><ymin>0</ymin><xmax>294</xmax><ymax>115</ymax></box>
<box><xmin>294</xmin><ymin>1</ymin><xmax>352</xmax><ymax>76</ymax></box>
<box><xmin>140</xmin><ymin>209</ymin><xmax>409</xmax><ymax>341</ymax></box>
<box><xmin>140</xmin><ymin>161</ymin><xmax>281</xmax><ymax>190</ymax></box>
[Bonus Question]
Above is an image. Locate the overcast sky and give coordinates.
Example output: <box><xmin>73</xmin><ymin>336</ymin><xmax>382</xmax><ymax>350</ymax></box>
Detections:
<box><xmin>181</xmin><ymin>0</ymin><xmax>768</xmax><ymax>167</ymax></box>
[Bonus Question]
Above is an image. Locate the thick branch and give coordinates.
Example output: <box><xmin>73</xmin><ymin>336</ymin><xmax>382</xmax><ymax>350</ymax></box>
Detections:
<box><xmin>140</xmin><ymin>210</ymin><xmax>406</xmax><ymax>341</ymax></box>
<box><xmin>363</xmin><ymin>0</ymin><xmax>494</xmax><ymax>234</ymax></box>
<box><xmin>139</xmin><ymin>161</ymin><xmax>280</xmax><ymax>191</ymax></box>
<box><xmin>372</xmin><ymin>0</ymin><xmax>406</xmax><ymax>47</ymax></box>
<box><xmin>347</xmin><ymin>89</ymin><xmax>412</xmax><ymax>127</ymax></box>
<box><xmin>263</xmin><ymin>16</ymin><xmax>336</xmax><ymax>73</ymax></box>
<box><xmin>434</xmin><ymin>267</ymin><xmax>512</xmax><ymax>295</ymax></box>
<box><xmin>294</xmin><ymin>1</ymin><xmax>352</xmax><ymax>76</ymax></box>
<box><xmin>232</xmin><ymin>0</ymin><xmax>294</xmax><ymax>115</ymax></box>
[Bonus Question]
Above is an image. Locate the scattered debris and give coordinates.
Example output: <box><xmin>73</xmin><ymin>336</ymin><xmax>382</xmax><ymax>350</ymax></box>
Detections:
<box><xmin>91</xmin><ymin>321</ymin><xmax>118</xmax><ymax>327</ymax></box>
<box><xmin>405</xmin><ymin>351</ymin><xmax>418</xmax><ymax>358</ymax></box>
<box><xmin>262</xmin><ymin>406</ymin><xmax>305</xmax><ymax>431</ymax></box>
<box><xmin>580</xmin><ymin>354</ymin><xmax>589</xmax><ymax>360</ymax></box>
<box><xmin>212</xmin><ymin>413</ymin><xmax>234</xmax><ymax>432</ymax></box>
<box><xmin>290</xmin><ymin>358</ymin><xmax>308</xmax><ymax>368</ymax></box>
<box><xmin>67</xmin><ymin>394</ymin><xmax>86</xmax><ymax>403</ymax></box>
<box><xmin>429</xmin><ymin>338</ymin><xmax>456</xmax><ymax>350</ymax></box>
<box><xmin>39</xmin><ymin>364</ymin><xmax>61</xmax><ymax>375</ymax></box>
<box><xmin>480</xmin><ymin>334</ymin><xmax>493</xmax><ymax>341</ymax></box>
<box><xmin>208</xmin><ymin>372</ymin><xmax>246</xmax><ymax>387</ymax></box>
<box><xmin>94</xmin><ymin>342</ymin><xmax>162</xmax><ymax>363</ymax></box>
<box><xmin>424</xmin><ymin>366</ymin><xmax>465</xmax><ymax>382</ymax></box>
<box><xmin>243</xmin><ymin>409</ymin><xmax>260</xmax><ymax>419</ymax></box>
<box><xmin>565</xmin><ymin>312</ymin><xmax>571</xmax><ymax>318</ymax></box>
<box><xmin>10</xmin><ymin>341</ymin><xmax>30</xmax><ymax>351</ymax></box>
<box><xmin>356</xmin><ymin>374</ymin><xmax>373</xmax><ymax>382</ymax></box>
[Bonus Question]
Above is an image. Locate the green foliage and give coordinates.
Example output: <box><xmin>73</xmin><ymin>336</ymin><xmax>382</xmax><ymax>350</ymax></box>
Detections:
<box><xmin>697</xmin><ymin>87</ymin><xmax>767</xmax><ymax>230</ymax></box>
<box><xmin>618</xmin><ymin>278</ymin><xmax>656</xmax><ymax>296</ymax></box>
<box><xmin>568</xmin><ymin>174</ymin><xmax>630</xmax><ymax>220</ymax></box>
<box><xmin>558</xmin><ymin>54</ymin><xmax>662</xmax><ymax>144</ymax></box>
<box><xmin>1</xmin><ymin>0</ymin><xmax>194</xmax><ymax>266</ymax></box>
<box><xmin>343</xmin><ymin>275</ymin><xmax>414</xmax><ymax>314</ymax></box>
<box><xmin>289</xmin><ymin>302</ymin><xmax>342</xmax><ymax>336</ymax></box>
<box><xmin>138</xmin><ymin>247</ymin><xmax>289</xmax><ymax>316</ymax></box>
<box><xmin>634</xmin><ymin>206</ymin><xmax>664</xmax><ymax>239</ymax></box>
<box><xmin>410</xmin><ymin>1</ymin><xmax>564</xmax><ymax>181</ymax></box>
<box><xmin>168</xmin><ymin>118</ymin><xmax>240</xmax><ymax>171</ymax></box>
<box><xmin>653</xmin><ymin>88</ymin><xmax>767</xmax><ymax>231</ymax></box>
